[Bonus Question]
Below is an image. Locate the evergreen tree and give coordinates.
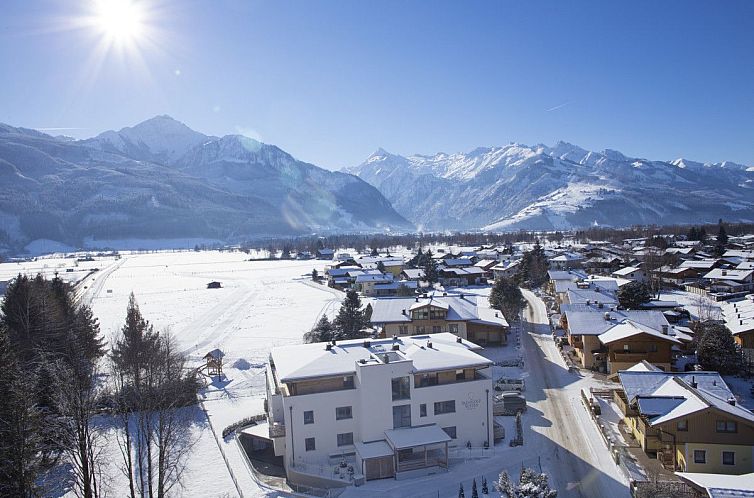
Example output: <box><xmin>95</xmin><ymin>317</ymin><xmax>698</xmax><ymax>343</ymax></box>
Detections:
<box><xmin>717</xmin><ymin>220</ymin><xmax>728</xmax><ymax>246</ymax></box>
<box><xmin>517</xmin><ymin>468</ymin><xmax>558</xmax><ymax>497</ymax></box>
<box><xmin>472</xmin><ymin>478</ymin><xmax>479</xmax><ymax>498</ymax></box>
<box><xmin>111</xmin><ymin>293</ymin><xmax>160</xmax><ymax>387</ymax></box>
<box><xmin>370</xmin><ymin>246</ymin><xmax>379</xmax><ymax>257</ymax></box>
<box><xmin>311</xmin><ymin>268</ymin><xmax>318</xmax><ymax>281</ymax></box>
<box><xmin>516</xmin><ymin>240</ymin><xmax>548</xmax><ymax>288</ymax></box>
<box><xmin>495</xmin><ymin>471</ymin><xmax>515</xmax><ymax>497</ymax></box>
<box><xmin>304</xmin><ymin>315</ymin><xmax>335</xmax><ymax>343</ymax></box>
<box><xmin>333</xmin><ymin>290</ymin><xmax>369</xmax><ymax>339</ymax></box>
<box><xmin>699</xmin><ymin>226</ymin><xmax>707</xmax><ymax>243</ymax></box>
<box><xmin>376</xmin><ymin>261</ymin><xmax>386</xmax><ymax>274</ymax></box>
<box><xmin>696</xmin><ymin>322</ymin><xmax>741</xmax><ymax>375</ymax></box>
<box><xmin>688</xmin><ymin>226</ymin><xmax>698</xmax><ymax>241</ymax></box>
<box><xmin>423</xmin><ymin>250</ymin><xmax>439</xmax><ymax>284</ymax></box>
<box><xmin>458</xmin><ymin>483</ymin><xmax>465</xmax><ymax>498</ymax></box>
<box><xmin>481</xmin><ymin>477</ymin><xmax>488</xmax><ymax>495</ymax></box>
<box><xmin>489</xmin><ymin>277</ymin><xmax>526</xmax><ymax>323</ymax></box>
<box><xmin>617</xmin><ymin>281</ymin><xmax>651</xmax><ymax>309</ymax></box>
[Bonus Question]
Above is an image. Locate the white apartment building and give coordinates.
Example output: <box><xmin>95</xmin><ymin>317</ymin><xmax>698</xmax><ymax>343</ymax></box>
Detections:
<box><xmin>264</xmin><ymin>333</ymin><xmax>494</xmax><ymax>483</ymax></box>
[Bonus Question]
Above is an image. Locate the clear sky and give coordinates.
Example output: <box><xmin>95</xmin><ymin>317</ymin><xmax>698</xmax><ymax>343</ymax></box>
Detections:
<box><xmin>1</xmin><ymin>0</ymin><xmax>753</xmax><ymax>169</ymax></box>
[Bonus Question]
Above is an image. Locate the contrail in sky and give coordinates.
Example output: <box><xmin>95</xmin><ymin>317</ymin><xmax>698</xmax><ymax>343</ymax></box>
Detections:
<box><xmin>545</xmin><ymin>101</ymin><xmax>570</xmax><ymax>112</ymax></box>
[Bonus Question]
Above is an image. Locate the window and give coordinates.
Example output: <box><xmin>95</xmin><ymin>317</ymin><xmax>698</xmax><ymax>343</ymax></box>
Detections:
<box><xmin>649</xmin><ymin>344</ymin><xmax>658</xmax><ymax>352</ymax></box>
<box><xmin>623</xmin><ymin>344</ymin><xmax>630</xmax><ymax>352</ymax></box>
<box><xmin>442</xmin><ymin>426</ymin><xmax>457</xmax><ymax>439</ymax></box>
<box><xmin>336</xmin><ymin>406</ymin><xmax>352</xmax><ymax>420</ymax></box>
<box><xmin>305</xmin><ymin>437</ymin><xmax>316</xmax><ymax>451</ymax></box>
<box><xmin>693</xmin><ymin>450</ymin><xmax>706</xmax><ymax>464</ymax></box>
<box><xmin>434</xmin><ymin>400</ymin><xmax>456</xmax><ymax>415</ymax></box>
<box><xmin>415</xmin><ymin>326</ymin><xmax>426</xmax><ymax>334</ymax></box>
<box><xmin>716</xmin><ymin>420</ymin><xmax>737</xmax><ymax>433</ymax></box>
<box><xmin>722</xmin><ymin>451</ymin><xmax>735</xmax><ymax>466</ymax></box>
<box><xmin>392</xmin><ymin>376</ymin><xmax>410</xmax><ymax>400</ymax></box>
<box><xmin>420</xmin><ymin>404</ymin><xmax>427</xmax><ymax>417</ymax></box>
<box><xmin>303</xmin><ymin>410</ymin><xmax>314</xmax><ymax>425</ymax></box>
<box><xmin>399</xmin><ymin>325</ymin><xmax>408</xmax><ymax>335</ymax></box>
<box><xmin>392</xmin><ymin>404</ymin><xmax>411</xmax><ymax>428</ymax></box>
<box><xmin>337</xmin><ymin>432</ymin><xmax>354</xmax><ymax>447</ymax></box>
<box><xmin>417</xmin><ymin>373</ymin><xmax>438</xmax><ymax>387</ymax></box>
<box><xmin>676</xmin><ymin>419</ymin><xmax>688</xmax><ymax>431</ymax></box>
<box><xmin>343</xmin><ymin>376</ymin><xmax>354</xmax><ymax>389</ymax></box>
<box><xmin>432</xmin><ymin>325</ymin><xmax>441</xmax><ymax>333</ymax></box>
<box><xmin>456</xmin><ymin>369</ymin><xmax>465</xmax><ymax>381</ymax></box>
<box><xmin>449</xmin><ymin>324</ymin><xmax>459</xmax><ymax>334</ymax></box>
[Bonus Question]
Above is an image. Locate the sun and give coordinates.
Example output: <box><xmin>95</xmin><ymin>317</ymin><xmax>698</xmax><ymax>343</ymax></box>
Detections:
<box><xmin>93</xmin><ymin>0</ymin><xmax>144</xmax><ymax>44</ymax></box>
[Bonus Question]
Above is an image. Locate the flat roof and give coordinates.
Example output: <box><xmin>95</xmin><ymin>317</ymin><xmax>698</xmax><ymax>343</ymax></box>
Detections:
<box><xmin>355</xmin><ymin>440</ymin><xmax>393</xmax><ymax>460</ymax></box>
<box><xmin>385</xmin><ymin>424</ymin><xmax>451</xmax><ymax>449</ymax></box>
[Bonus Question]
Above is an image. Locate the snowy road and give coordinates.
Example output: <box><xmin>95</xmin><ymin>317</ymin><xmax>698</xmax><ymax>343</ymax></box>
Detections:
<box><xmin>520</xmin><ymin>289</ymin><xmax>630</xmax><ymax>498</ymax></box>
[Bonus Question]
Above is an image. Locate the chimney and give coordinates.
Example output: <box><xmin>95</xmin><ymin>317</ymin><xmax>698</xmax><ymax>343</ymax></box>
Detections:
<box><xmin>415</xmin><ymin>297</ymin><xmax>419</xmax><ymax>302</ymax></box>
<box><xmin>661</xmin><ymin>325</ymin><xmax>668</xmax><ymax>335</ymax></box>
<box><xmin>587</xmin><ymin>300</ymin><xmax>591</xmax><ymax>306</ymax></box>
<box><xmin>443</xmin><ymin>292</ymin><xmax>448</xmax><ymax>296</ymax></box>
<box><xmin>460</xmin><ymin>293</ymin><xmax>465</xmax><ymax>299</ymax></box>
<box><xmin>383</xmin><ymin>354</ymin><xmax>390</xmax><ymax>363</ymax></box>
<box><xmin>598</xmin><ymin>302</ymin><xmax>604</xmax><ymax>309</ymax></box>
<box><xmin>495</xmin><ymin>312</ymin><xmax>499</xmax><ymax>317</ymax></box>
<box><xmin>402</xmin><ymin>309</ymin><xmax>406</xmax><ymax>315</ymax></box>
<box><xmin>691</xmin><ymin>376</ymin><xmax>697</xmax><ymax>389</ymax></box>
<box><xmin>604</xmin><ymin>312</ymin><xmax>611</xmax><ymax>321</ymax></box>
<box><xmin>456</xmin><ymin>336</ymin><xmax>463</xmax><ymax>343</ymax></box>
<box><xmin>728</xmin><ymin>397</ymin><xmax>736</xmax><ymax>406</ymax></box>
<box><xmin>392</xmin><ymin>335</ymin><xmax>398</xmax><ymax>342</ymax></box>
<box><xmin>722</xmin><ymin>270</ymin><xmax>727</xmax><ymax>276</ymax></box>
<box><xmin>427</xmin><ymin>340</ymin><xmax>432</xmax><ymax>349</ymax></box>
<box><xmin>392</xmin><ymin>343</ymin><xmax>400</xmax><ymax>351</ymax></box>
<box><xmin>363</xmin><ymin>340</ymin><xmax>371</xmax><ymax>348</ymax></box>
<box><xmin>332</xmin><ymin>339</ymin><xmax>337</xmax><ymax>346</ymax></box>
<box><xmin>326</xmin><ymin>343</ymin><xmax>332</xmax><ymax>351</ymax></box>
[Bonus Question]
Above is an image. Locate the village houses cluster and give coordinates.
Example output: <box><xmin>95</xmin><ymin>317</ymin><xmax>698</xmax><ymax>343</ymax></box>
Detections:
<box><xmin>237</xmin><ymin>232</ymin><xmax>754</xmax><ymax>494</ymax></box>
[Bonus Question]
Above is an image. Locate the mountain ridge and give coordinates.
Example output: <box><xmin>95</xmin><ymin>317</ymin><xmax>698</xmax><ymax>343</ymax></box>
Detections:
<box><xmin>346</xmin><ymin>143</ymin><xmax>754</xmax><ymax>231</ymax></box>
<box><xmin>0</xmin><ymin>117</ymin><xmax>411</xmax><ymax>254</ymax></box>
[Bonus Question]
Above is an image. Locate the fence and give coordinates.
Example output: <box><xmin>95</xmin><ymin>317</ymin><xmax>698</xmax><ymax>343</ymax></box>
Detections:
<box><xmin>630</xmin><ymin>479</ymin><xmax>701</xmax><ymax>498</ymax></box>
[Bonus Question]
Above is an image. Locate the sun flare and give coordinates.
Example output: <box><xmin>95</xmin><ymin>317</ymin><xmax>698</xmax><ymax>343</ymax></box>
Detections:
<box><xmin>93</xmin><ymin>0</ymin><xmax>144</xmax><ymax>43</ymax></box>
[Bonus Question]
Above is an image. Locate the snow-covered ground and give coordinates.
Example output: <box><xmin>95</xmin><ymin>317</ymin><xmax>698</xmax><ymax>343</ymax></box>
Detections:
<box><xmin>61</xmin><ymin>251</ymin><xmax>339</xmax><ymax>498</ymax></box>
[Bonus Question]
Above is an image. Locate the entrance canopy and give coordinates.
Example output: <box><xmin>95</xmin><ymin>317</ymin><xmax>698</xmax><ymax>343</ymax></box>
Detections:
<box><xmin>384</xmin><ymin>425</ymin><xmax>452</xmax><ymax>450</ymax></box>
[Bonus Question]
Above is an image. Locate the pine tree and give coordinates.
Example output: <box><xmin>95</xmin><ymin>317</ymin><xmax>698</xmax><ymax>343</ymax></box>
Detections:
<box><xmin>688</xmin><ymin>226</ymin><xmax>698</xmax><ymax>241</ymax></box>
<box><xmin>423</xmin><ymin>250</ymin><xmax>438</xmax><ymax>284</ymax></box>
<box><xmin>696</xmin><ymin>322</ymin><xmax>741</xmax><ymax>375</ymax></box>
<box><xmin>111</xmin><ymin>293</ymin><xmax>160</xmax><ymax>387</ymax></box>
<box><xmin>312</xmin><ymin>268</ymin><xmax>318</xmax><ymax>281</ymax></box>
<box><xmin>617</xmin><ymin>281</ymin><xmax>652</xmax><ymax>309</ymax></box>
<box><xmin>376</xmin><ymin>261</ymin><xmax>386</xmax><ymax>274</ymax></box>
<box><xmin>472</xmin><ymin>478</ymin><xmax>479</xmax><ymax>498</ymax></box>
<box><xmin>517</xmin><ymin>468</ymin><xmax>557</xmax><ymax>497</ymax></box>
<box><xmin>495</xmin><ymin>471</ymin><xmax>515</xmax><ymax>498</ymax></box>
<box><xmin>458</xmin><ymin>483</ymin><xmax>465</xmax><ymax>498</ymax></box>
<box><xmin>717</xmin><ymin>221</ymin><xmax>728</xmax><ymax>246</ymax></box>
<box><xmin>304</xmin><ymin>315</ymin><xmax>335</xmax><ymax>343</ymax></box>
<box><xmin>333</xmin><ymin>290</ymin><xmax>369</xmax><ymax>339</ymax></box>
<box><xmin>489</xmin><ymin>277</ymin><xmax>526</xmax><ymax>323</ymax></box>
<box><xmin>481</xmin><ymin>477</ymin><xmax>489</xmax><ymax>495</ymax></box>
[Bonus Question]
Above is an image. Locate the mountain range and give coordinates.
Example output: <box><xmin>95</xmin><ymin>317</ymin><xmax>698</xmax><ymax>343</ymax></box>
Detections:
<box><xmin>346</xmin><ymin>143</ymin><xmax>754</xmax><ymax>231</ymax></box>
<box><xmin>0</xmin><ymin>116</ymin><xmax>409</xmax><ymax>253</ymax></box>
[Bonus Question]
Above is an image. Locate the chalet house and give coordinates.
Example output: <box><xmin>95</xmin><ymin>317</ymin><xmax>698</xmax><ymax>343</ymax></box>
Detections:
<box><xmin>354</xmin><ymin>273</ymin><xmax>395</xmax><ymax>296</ymax></box>
<box><xmin>583</xmin><ymin>256</ymin><xmax>623</xmax><ymax>274</ymax></box>
<box><xmin>596</xmin><ymin>319</ymin><xmax>681</xmax><ymax>374</ymax></box>
<box><xmin>316</xmin><ymin>248</ymin><xmax>335</xmax><ymax>260</ymax></box>
<box><xmin>264</xmin><ymin>334</ymin><xmax>494</xmax><ymax>484</ymax></box>
<box><xmin>561</xmin><ymin>309</ymin><xmax>670</xmax><ymax>371</ymax></box>
<box><xmin>614</xmin><ymin>367</ymin><xmax>754</xmax><ymax>474</ymax></box>
<box><xmin>474</xmin><ymin>260</ymin><xmax>498</xmax><ymax>279</ymax></box>
<box><xmin>679</xmin><ymin>259</ymin><xmax>723</xmax><ymax>279</ymax></box>
<box><xmin>612</xmin><ymin>266</ymin><xmax>648</xmax><ymax>283</ymax></box>
<box><xmin>438</xmin><ymin>267</ymin><xmax>486</xmax><ymax>287</ymax></box>
<box><xmin>438</xmin><ymin>257</ymin><xmax>475</xmax><ymax>269</ymax></box>
<box><xmin>400</xmin><ymin>269</ymin><xmax>425</xmax><ymax>282</ymax></box>
<box><xmin>701</xmin><ymin>269</ymin><xmax>754</xmax><ymax>294</ymax></box>
<box><xmin>491</xmin><ymin>260</ymin><xmax>521</xmax><ymax>281</ymax></box>
<box><xmin>368</xmin><ymin>293</ymin><xmax>509</xmax><ymax>346</ymax></box>
<box><xmin>371</xmin><ymin>280</ymin><xmax>419</xmax><ymax>297</ymax></box>
<box><xmin>548</xmin><ymin>252</ymin><xmax>585</xmax><ymax>270</ymax></box>
<box><xmin>546</xmin><ymin>269</ymin><xmax>586</xmax><ymax>295</ymax></box>
<box><xmin>357</xmin><ymin>256</ymin><xmax>406</xmax><ymax>278</ymax></box>
<box><xmin>659</xmin><ymin>266</ymin><xmax>699</xmax><ymax>286</ymax></box>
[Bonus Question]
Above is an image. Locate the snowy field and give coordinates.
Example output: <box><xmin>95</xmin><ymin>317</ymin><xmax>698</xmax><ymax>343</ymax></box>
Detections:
<box><xmin>58</xmin><ymin>251</ymin><xmax>341</xmax><ymax>498</ymax></box>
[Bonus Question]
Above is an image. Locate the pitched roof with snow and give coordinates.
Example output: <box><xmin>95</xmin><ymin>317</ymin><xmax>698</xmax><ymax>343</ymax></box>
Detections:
<box><xmin>367</xmin><ymin>293</ymin><xmax>508</xmax><ymax>327</ymax></box>
<box><xmin>598</xmin><ymin>319</ymin><xmax>680</xmax><ymax>345</ymax></box>
<box><xmin>618</xmin><ymin>370</ymin><xmax>754</xmax><ymax>427</ymax></box>
<box><xmin>565</xmin><ymin>310</ymin><xmax>669</xmax><ymax>336</ymax></box>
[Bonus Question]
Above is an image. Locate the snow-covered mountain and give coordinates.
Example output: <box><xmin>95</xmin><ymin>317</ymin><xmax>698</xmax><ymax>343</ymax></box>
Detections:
<box><xmin>0</xmin><ymin>117</ymin><xmax>410</xmax><ymax>252</ymax></box>
<box><xmin>346</xmin><ymin>142</ymin><xmax>754</xmax><ymax>231</ymax></box>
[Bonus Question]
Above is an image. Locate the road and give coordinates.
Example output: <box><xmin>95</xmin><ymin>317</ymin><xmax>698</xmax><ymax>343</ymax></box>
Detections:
<box><xmin>520</xmin><ymin>289</ymin><xmax>630</xmax><ymax>498</ymax></box>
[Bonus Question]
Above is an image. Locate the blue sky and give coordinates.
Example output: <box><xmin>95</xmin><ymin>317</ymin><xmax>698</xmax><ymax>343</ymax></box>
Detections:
<box><xmin>1</xmin><ymin>0</ymin><xmax>753</xmax><ymax>169</ymax></box>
